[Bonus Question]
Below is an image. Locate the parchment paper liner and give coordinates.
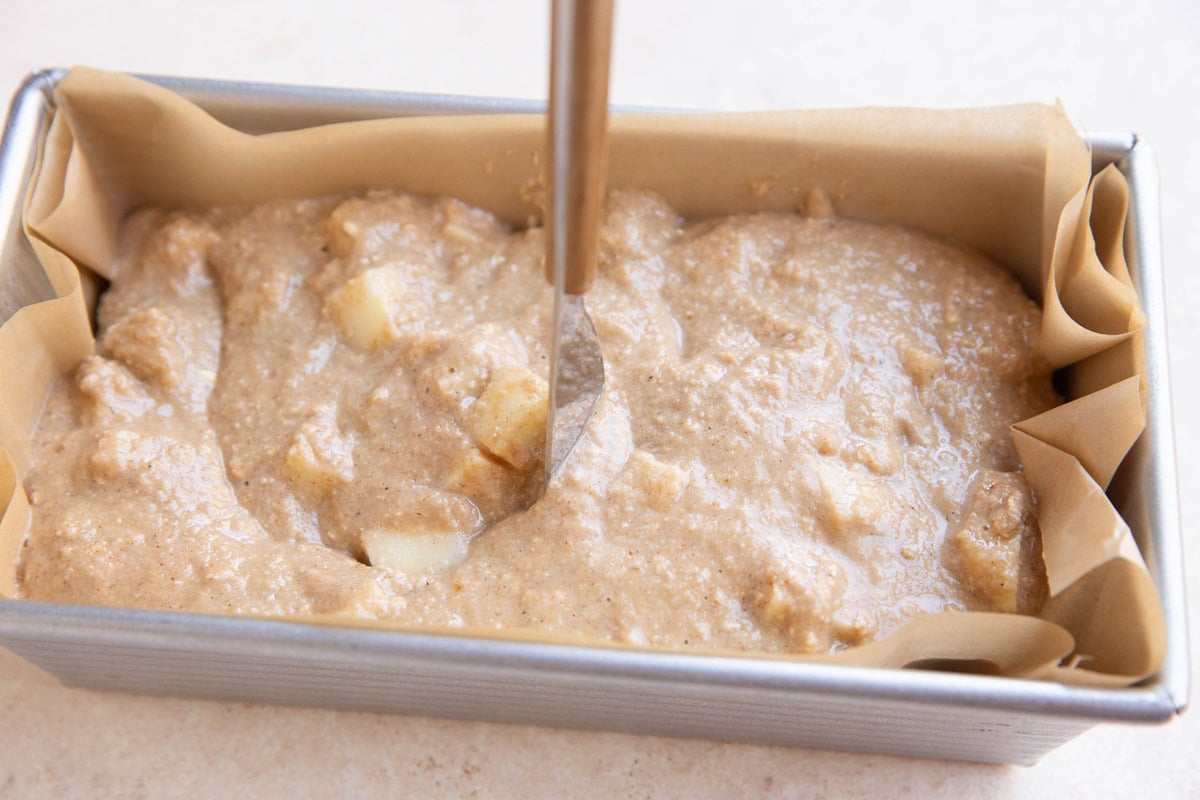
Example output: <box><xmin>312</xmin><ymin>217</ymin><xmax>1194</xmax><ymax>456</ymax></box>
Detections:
<box><xmin>0</xmin><ymin>68</ymin><xmax>1165</xmax><ymax>687</ymax></box>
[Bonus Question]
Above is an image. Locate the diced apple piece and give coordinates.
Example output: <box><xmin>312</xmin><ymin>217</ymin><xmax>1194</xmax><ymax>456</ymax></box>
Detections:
<box><xmin>325</xmin><ymin>265</ymin><xmax>418</xmax><ymax>350</ymax></box>
<box><xmin>813</xmin><ymin>458</ymin><xmax>882</xmax><ymax>533</ymax></box>
<box><xmin>896</xmin><ymin>339</ymin><xmax>944</xmax><ymax>385</ymax></box>
<box><xmin>467</xmin><ymin>366</ymin><xmax>548</xmax><ymax>471</ymax></box>
<box><xmin>447</xmin><ymin>447</ymin><xmax>514</xmax><ymax>497</ymax></box>
<box><xmin>362</xmin><ymin>529</ymin><xmax>468</xmax><ymax>574</ymax></box>
<box><xmin>444</xmin><ymin>446</ymin><xmax>533</xmax><ymax>518</ymax></box>
<box><xmin>443</xmin><ymin>222</ymin><xmax>481</xmax><ymax>244</ymax></box>
<box><xmin>625</xmin><ymin>450</ymin><xmax>688</xmax><ymax>510</ymax></box>
<box><xmin>284</xmin><ymin>405</ymin><xmax>354</xmax><ymax>491</ymax></box>
<box><xmin>324</xmin><ymin>214</ymin><xmax>362</xmax><ymax>257</ymax></box>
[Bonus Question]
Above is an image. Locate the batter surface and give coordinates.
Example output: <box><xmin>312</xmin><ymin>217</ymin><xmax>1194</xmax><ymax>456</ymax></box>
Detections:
<box><xmin>19</xmin><ymin>189</ymin><xmax>1055</xmax><ymax>653</ymax></box>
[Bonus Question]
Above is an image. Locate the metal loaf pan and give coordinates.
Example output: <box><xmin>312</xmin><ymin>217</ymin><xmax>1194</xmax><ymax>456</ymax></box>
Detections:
<box><xmin>0</xmin><ymin>69</ymin><xmax>1188</xmax><ymax>765</ymax></box>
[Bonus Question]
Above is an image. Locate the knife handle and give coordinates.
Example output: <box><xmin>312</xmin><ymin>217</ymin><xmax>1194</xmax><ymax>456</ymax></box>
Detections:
<box><xmin>545</xmin><ymin>0</ymin><xmax>614</xmax><ymax>295</ymax></box>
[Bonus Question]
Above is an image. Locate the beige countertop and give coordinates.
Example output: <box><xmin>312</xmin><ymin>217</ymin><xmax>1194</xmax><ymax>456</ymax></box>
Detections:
<box><xmin>2</xmin><ymin>0</ymin><xmax>1197</xmax><ymax>796</ymax></box>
